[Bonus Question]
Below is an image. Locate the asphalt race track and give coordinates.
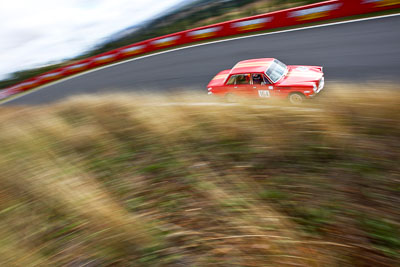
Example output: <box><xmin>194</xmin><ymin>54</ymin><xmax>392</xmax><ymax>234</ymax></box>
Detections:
<box><xmin>6</xmin><ymin>15</ymin><xmax>400</xmax><ymax>105</ymax></box>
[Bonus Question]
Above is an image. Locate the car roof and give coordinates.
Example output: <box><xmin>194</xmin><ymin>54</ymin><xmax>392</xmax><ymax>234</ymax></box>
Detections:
<box><xmin>230</xmin><ymin>58</ymin><xmax>275</xmax><ymax>75</ymax></box>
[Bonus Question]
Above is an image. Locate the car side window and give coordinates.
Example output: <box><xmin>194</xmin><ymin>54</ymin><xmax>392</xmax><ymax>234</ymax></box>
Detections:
<box><xmin>252</xmin><ymin>74</ymin><xmax>263</xmax><ymax>84</ymax></box>
<box><xmin>226</xmin><ymin>75</ymin><xmax>237</xmax><ymax>85</ymax></box>
<box><xmin>226</xmin><ymin>74</ymin><xmax>251</xmax><ymax>85</ymax></box>
<box><xmin>263</xmin><ymin>75</ymin><xmax>271</xmax><ymax>84</ymax></box>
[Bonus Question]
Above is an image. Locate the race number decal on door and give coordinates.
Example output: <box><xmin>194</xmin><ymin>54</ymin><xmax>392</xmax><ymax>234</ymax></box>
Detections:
<box><xmin>258</xmin><ymin>90</ymin><xmax>270</xmax><ymax>98</ymax></box>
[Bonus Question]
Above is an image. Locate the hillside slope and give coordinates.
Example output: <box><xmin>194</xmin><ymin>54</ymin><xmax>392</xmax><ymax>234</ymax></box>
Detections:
<box><xmin>0</xmin><ymin>85</ymin><xmax>399</xmax><ymax>266</ymax></box>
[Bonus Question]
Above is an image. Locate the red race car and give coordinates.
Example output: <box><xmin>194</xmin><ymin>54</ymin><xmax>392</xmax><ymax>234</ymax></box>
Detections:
<box><xmin>207</xmin><ymin>58</ymin><xmax>324</xmax><ymax>104</ymax></box>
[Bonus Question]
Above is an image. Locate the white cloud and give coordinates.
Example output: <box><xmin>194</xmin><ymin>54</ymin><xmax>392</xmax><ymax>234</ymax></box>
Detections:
<box><xmin>0</xmin><ymin>0</ymin><xmax>183</xmax><ymax>80</ymax></box>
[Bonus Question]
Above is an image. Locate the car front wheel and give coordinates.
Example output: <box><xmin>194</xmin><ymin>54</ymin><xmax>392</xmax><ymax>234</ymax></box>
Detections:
<box><xmin>288</xmin><ymin>93</ymin><xmax>305</xmax><ymax>105</ymax></box>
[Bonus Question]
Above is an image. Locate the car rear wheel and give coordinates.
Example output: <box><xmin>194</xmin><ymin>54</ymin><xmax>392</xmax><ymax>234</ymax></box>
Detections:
<box><xmin>288</xmin><ymin>93</ymin><xmax>305</xmax><ymax>105</ymax></box>
<box><xmin>225</xmin><ymin>93</ymin><xmax>238</xmax><ymax>103</ymax></box>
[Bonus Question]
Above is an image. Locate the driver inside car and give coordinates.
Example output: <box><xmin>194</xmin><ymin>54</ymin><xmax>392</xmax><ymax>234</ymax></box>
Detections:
<box><xmin>252</xmin><ymin>74</ymin><xmax>263</xmax><ymax>84</ymax></box>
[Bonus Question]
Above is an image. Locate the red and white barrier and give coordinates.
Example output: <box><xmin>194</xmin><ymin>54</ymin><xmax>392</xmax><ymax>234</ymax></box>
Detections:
<box><xmin>1</xmin><ymin>0</ymin><xmax>399</xmax><ymax>101</ymax></box>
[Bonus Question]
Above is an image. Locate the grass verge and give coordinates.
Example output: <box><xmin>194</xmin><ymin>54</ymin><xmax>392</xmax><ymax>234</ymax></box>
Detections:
<box><xmin>0</xmin><ymin>84</ymin><xmax>399</xmax><ymax>266</ymax></box>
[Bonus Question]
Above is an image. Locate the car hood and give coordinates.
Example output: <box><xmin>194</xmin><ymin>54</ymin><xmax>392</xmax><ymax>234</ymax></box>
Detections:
<box><xmin>276</xmin><ymin>65</ymin><xmax>323</xmax><ymax>87</ymax></box>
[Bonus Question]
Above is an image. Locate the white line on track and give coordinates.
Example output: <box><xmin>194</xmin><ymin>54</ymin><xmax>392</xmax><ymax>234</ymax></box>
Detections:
<box><xmin>1</xmin><ymin>12</ymin><xmax>399</xmax><ymax>105</ymax></box>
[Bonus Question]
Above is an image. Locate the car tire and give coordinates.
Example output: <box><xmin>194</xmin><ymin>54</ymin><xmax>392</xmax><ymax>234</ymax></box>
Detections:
<box><xmin>288</xmin><ymin>93</ymin><xmax>305</xmax><ymax>105</ymax></box>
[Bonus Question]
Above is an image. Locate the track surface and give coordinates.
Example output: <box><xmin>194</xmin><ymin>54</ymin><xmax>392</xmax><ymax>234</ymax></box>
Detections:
<box><xmin>6</xmin><ymin>15</ymin><xmax>400</xmax><ymax>105</ymax></box>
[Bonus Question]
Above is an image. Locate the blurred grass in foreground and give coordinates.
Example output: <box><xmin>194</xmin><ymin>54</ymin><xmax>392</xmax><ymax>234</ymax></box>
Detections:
<box><xmin>0</xmin><ymin>84</ymin><xmax>399</xmax><ymax>266</ymax></box>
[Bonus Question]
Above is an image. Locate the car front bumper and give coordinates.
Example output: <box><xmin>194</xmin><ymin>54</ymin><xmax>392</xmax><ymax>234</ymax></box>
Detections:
<box><xmin>310</xmin><ymin>77</ymin><xmax>324</xmax><ymax>98</ymax></box>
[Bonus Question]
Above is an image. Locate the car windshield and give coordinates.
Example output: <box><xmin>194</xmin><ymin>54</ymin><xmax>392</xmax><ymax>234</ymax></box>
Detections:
<box><xmin>265</xmin><ymin>59</ymin><xmax>287</xmax><ymax>83</ymax></box>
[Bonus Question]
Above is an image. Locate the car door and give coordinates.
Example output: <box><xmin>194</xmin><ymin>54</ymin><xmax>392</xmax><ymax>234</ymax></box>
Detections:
<box><xmin>225</xmin><ymin>74</ymin><xmax>254</xmax><ymax>97</ymax></box>
<box><xmin>251</xmin><ymin>73</ymin><xmax>278</xmax><ymax>99</ymax></box>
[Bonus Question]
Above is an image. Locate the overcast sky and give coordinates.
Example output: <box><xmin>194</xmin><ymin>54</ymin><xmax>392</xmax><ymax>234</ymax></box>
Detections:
<box><xmin>0</xmin><ymin>0</ymin><xmax>184</xmax><ymax>80</ymax></box>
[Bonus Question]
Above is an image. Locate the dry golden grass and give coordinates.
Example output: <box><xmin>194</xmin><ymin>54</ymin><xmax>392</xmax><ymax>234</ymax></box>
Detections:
<box><xmin>0</xmin><ymin>84</ymin><xmax>399</xmax><ymax>266</ymax></box>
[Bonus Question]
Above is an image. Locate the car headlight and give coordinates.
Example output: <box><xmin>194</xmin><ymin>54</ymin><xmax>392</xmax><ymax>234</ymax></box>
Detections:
<box><xmin>318</xmin><ymin>77</ymin><xmax>324</xmax><ymax>90</ymax></box>
<box><xmin>313</xmin><ymin>83</ymin><xmax>317</xmax><ymax>92</ymax></box>
<box><xmin>208</xmin><ymin>87</ymin><xmax>212</xmax><ymax>91</ymax></box>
